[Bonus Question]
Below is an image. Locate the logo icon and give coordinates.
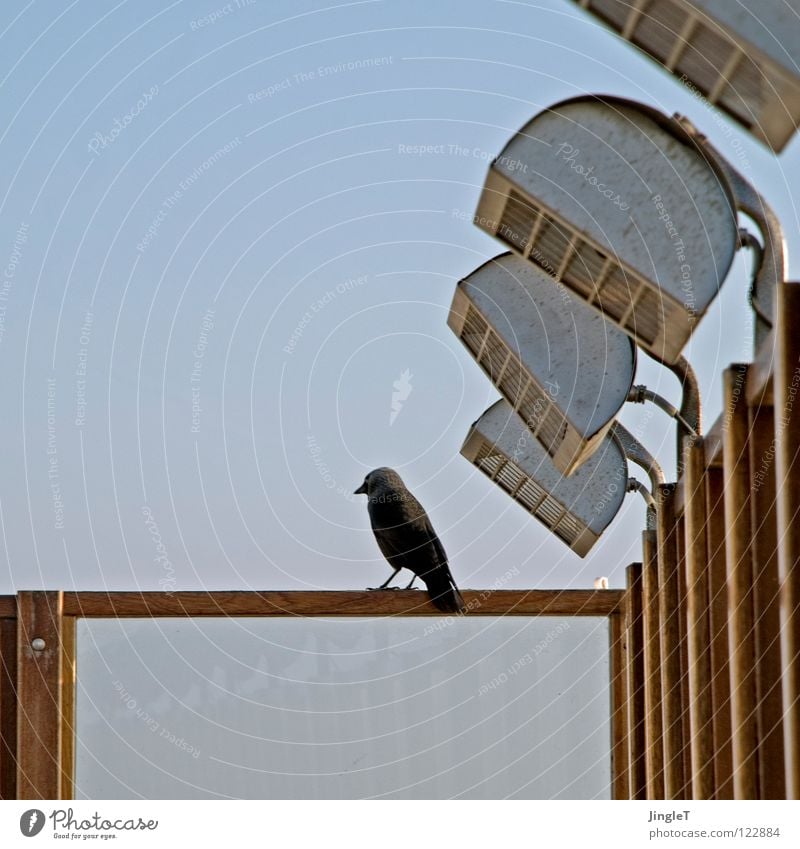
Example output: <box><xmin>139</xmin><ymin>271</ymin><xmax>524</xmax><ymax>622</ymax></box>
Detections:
<box><xmin>389</xmin><ymin>368</ymin><xmax>413</xmax><ymax>426</ymax></box>
<box><xmin>20</xmin><ymin>809</ymin><xmax>45</xmax><ymax>837</ymax></box>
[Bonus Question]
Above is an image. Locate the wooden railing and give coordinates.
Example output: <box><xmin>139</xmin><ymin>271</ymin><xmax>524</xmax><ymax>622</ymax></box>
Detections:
<box><xmin>0</xmin><ymin>588</ymin><xmax>627</xmax><ymax>800</ymax></box>
<box><xmin>2</xmin><ymin>285</ymin><xmax>798</xmax><ymax>802</ymax></box>
<box><xmin>621</xmin><ymin>282</ymin><xmax>800</xmax><ymax>800</ymax></box>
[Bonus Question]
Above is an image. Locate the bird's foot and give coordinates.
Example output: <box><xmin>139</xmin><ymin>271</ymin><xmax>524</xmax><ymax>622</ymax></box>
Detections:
<box><xmin>365</xmin><ymin>586</ymin><xmax>401</xmax><ymax>591</ymax></box>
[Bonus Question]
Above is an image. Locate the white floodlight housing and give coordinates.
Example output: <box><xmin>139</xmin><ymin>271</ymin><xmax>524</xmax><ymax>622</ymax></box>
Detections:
<box><xmin>571</xmin><ymin>0</ymin><xmax>800</xmax><ymax>152</ymax></box>
<box><xmin>448</xmin><ymin>253</ymin><xmax>637</xmax><ymax>475</ymax></box>
<box><xmin>474</xmin><ymin>95</ymin><xmax>739</xmax><ymax>364</ymax></box>
<box><xmin>462</xmin><ymin>400</ymin><xmax>628</xmax><ymax>557</ymax></box>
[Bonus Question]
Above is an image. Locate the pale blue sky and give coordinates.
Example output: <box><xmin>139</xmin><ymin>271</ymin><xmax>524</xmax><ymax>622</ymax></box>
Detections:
<box><xmin>1</xmin><ymin>0</ymin><xmax>798</xmax><ymax>594</ymax></box>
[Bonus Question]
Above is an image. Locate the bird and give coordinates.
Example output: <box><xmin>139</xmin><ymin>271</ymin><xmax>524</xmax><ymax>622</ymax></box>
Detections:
<box><xmin>354</xmin><ymin>467</ymin><xmax>466</xmax><ymax>614</ymax></box>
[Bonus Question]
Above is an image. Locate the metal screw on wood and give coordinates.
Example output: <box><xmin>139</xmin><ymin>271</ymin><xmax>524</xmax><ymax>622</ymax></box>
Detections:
<box><xmin>31</xmin><ymin>638</ymin><xmax>46</xmax><ymax>651</ymax></box>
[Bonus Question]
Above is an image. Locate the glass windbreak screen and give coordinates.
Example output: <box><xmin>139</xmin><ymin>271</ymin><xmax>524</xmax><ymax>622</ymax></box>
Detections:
<box><xmin>75</xmin><ymin>616</ymin><xmax>610</xmax><ymax>799</ymax></box>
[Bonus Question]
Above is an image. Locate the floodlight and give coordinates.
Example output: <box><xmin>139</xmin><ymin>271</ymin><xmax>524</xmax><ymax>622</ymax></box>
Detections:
<box><xmin>474</xmin><ymin>95</ymin><xmax>741</xmax><ymax>364</ymax></box>
<box><xmin>462</xmin><ymin>400</ymin><xmax>663</xmax><ymax>556</ymax></box>
<box><xmin>448</xmin><ymin>253</ymin><xmax>637</xmax><ymax>475</ymax></box>
<box><xmin>570</xmin><ymin>0</ymin><xmax>800</xmax><ymax>152</ymax></box>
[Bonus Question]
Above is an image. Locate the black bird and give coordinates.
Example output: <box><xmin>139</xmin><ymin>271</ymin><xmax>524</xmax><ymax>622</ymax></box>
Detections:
<box><xmin>354</xmin><ymin>467</ymin><xmax>466</xmax><ymax>614</ymax></box>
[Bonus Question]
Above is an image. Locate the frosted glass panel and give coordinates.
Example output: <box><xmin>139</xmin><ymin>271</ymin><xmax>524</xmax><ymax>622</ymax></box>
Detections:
<box><xmin>75</xmin><ymin>617</ymin><xmax>610</xmax><ymax>799</ymax></box>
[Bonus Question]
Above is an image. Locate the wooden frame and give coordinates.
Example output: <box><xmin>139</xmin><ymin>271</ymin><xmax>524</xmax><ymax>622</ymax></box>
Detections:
<box><xmin>774</xmin><ymin>284</ymin><xmax>800</xmax><ymax>799</ymax></box>
<box><xmin>3</xmin><ymin>283</ymin><xmax>798</xmax><ymax>802</ymax></box>
<box><xmin>656</xmin><ymin>484</ymin><xmax>687</xmax><ymax>799</ymax></box>
<box><xmin>624</xmin><ymin>563</ymin><xmax>646</xmax><ymax>799</ymax></box>
<box><xmin>723</xmin><ymin>365</ymin><xmax>760</xmax><ymax>800</ymax></box>
<box><xmin>684</xmin><ymin>437</ymin><xmax>715</xmax><ymax>799</ymax></box>
<box><xmin>0</xmin><ymin>617</ymin><xmax>16</xmax><ymax>800</ymax></box>
<box><xmin>0</xmin><ymin>587</ymin><xmax>626</xmax><ymax>800</ymax></box>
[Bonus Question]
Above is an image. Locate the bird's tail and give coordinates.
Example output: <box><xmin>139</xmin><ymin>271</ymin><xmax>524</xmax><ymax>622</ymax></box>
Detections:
<box><xmin>423</xmin><ymin>569</ymin><xmax>467</xmax><ymax>614</ymax></box>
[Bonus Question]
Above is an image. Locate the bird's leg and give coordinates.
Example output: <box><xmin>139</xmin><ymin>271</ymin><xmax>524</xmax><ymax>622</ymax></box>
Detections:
<box><xmin>404</xmin><ymin>575</ymin><xmax>418</xmax><ymax>590</ymax></box>
<box><xmin>367</xmin><ymin>570</ymin><xmax>400</xmax><ymax>591</ymax></box>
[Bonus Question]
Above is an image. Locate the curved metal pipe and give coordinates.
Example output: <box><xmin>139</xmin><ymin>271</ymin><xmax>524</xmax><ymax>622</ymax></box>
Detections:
<box><xmin>627</xmin><ymin>384</ymin><xmax>699</xmax><ymax>436</ymax></box>
<box><xmin>611</xmin><ymin>421</ymin><xmax>665</xmax><ymax>493</ymax></box>
<box><xmin>661</xmin><ymin>354</ymin><xmax>701</xmax><ymax>436</ymax></box>
<box><xmin>644</xmin><ymin>351</ymin><xmax>702</xmax><ymax>466</ymax></box>
<box><xmin>627</xmin><ymin>478</ymin><xmax>657</xmax><ymax>530</ymax></box>
<box><xmin>721</xmin><ymin>162</ymin><xmax>785</xmax><ymax>344</ymax></box>
<box><xmin>674</xmin><ymin>115</ymin><xmax>786</xmax><ymax>347</ymax></box>
<box><xmin>738</xmin><ymin>228</ymin><xmax>772</xmax><ymax>327</ymax></box>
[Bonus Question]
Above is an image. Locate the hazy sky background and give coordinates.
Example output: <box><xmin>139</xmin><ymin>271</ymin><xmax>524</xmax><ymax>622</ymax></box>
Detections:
<box><xmin>75</xmin><ymin>616</ymin><xmax>611</xmax><ymax>798</ymax></box>
<box><xmin>1</xmin><ymin>0</ymin><xmax>798</xmax><ymax>595</ymax></box>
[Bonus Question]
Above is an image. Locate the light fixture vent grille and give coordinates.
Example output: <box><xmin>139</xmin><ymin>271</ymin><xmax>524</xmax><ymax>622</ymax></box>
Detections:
<box><xmin>472</xmin><ymin>440</ymin><xmax>582</xmax><ymax>546</ymax></box>
<box><xmin>459</xmin><ymin>303</ymin><xmax>569</xmax><ymax>458</ymax></box>
<box><xmin>495</xmin><ymin>189</ymin><xmax>684</xmax><ymax>350</ymax></box>
<box><xmin>577</xmin><ymin>0</ymin><xmax>799</xmax><ymax>148</ymax></box>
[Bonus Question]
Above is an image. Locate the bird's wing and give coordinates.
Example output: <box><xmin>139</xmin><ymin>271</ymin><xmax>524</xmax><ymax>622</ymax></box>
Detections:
<box><xmin>371</xmin><ymin>504</ymin><xmax>465</xmax><ymax>613</ymax></box>
<box><xmin>371</xmin><ymin>511</ymin><xmax>440</xmax><ymax>573</ymax></box>
<box><xmin>411</xmin><ymin>516</ymin><xmax>466</xmax><ymax>613</ymax></box>
<box><xmin>372</xmin><ymin>527</ymin><xmax>406</xmax><ymax>568</ymax></box>
<box><xmin>427</xmin><ymin>524</ymin><xmax>449</xmax><ymax>570</ymax></box>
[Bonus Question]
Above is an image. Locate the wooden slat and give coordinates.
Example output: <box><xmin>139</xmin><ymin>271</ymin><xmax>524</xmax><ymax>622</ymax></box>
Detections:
<box><xmin>748</xmin><ymin>403</ymin><xmax>785</xmax><ymax>799</ymax></box>
<box><xmin>684</xmin><ymin>438</ymin><xmax>714</xmax><ymax>798</ymax></box>
<box><xmin>657</xmin><ymin>484</ymin><xmax>687</xmax><ymax>799</ymax></box>
<box><xmin>16</xmin><ymin>591</ymin><xmax>66</xmax><ymax>799</ymax></box>
<box><xmin>610</xmin><ymin>611</ymin><xmax>629</xmax><ymax>800</ymax></box>
<box><xmin>706</xmin><ymin>465</ymin><xmax>734</xmax><ymax>799</ymax></box>
<box><xmin>774</xmin><ymin>282</ymin><xmax>800</xmax><ymax>800</ymax></box>
<box><xmin>0</xmin><ymin>618</ymin><xmax>16</xmax><ymax>800</ymax></box>
<box><xmin>745</xmin><ymin>323</ymin><xmax>775</xmax><ymax>407</ymax></box>
<box><xmin>722</xmin><ymin>365</ymin><xmax>759</xmax><ymax>799</ymax></box>
<box><xmin>625</xmin><ymin>563</ymin><xmax>646</xmax><ymax>800</ymax></box>
<box><xmin>0</xmin><ymin>596</ymin><xmax>16</xmax><ymax>619</ymax></box>
<box><xmin>703</xmin><ymin>413</ymin><xmax>725</xmax><ymax>468</ymax></box>
<box><xmin>61</xmin><ymin>589</ymin><xmax>624</xmax><ymax>618</ymax></box>
<box><xmin>675</xmin><ymin>510</ymin><xmax>692</xmax><ymax>798</ymax></box>
<box><xmin>641</xmin><ymin>529</ymin><xmax>665</xmax><ymax>799</ymax></box>
<box><xmin>60</xmin><ymin>617</ymin><xmax>76</xmax><ymax>801</ymax></box>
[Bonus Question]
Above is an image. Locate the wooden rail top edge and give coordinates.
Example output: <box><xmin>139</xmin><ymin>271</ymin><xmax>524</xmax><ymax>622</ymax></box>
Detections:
<box><xmin>1</xmin><ymin>589</ymin><xmax>625</xmax><ymax>618</ymax></box>
<box><xmin>746</xmin><ymin>326</ymin><xmax>775</xmax><ymax>407</ymax></box>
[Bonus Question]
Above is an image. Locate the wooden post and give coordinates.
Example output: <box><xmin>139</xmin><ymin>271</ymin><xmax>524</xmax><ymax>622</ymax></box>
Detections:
<box><xmin>722</xmin><ymin>365</ymin><xmax>759</xmax><ymax>799</ymax></box>
<box><xmin>774</xmin><ymin>283</ymin><xmax>800</xmax><ymax>799</ymax></box>
<box><xmin>642</xmin><ymin>529</ymin><xmax>665</xmax><ymax>799</ymax></box>
<box><xmin>610</xmin><ymin>610</ymin><xmax>629</xmax><ymax>800</ymax></box>
<box><xmin>747</xmin><ymin>403</ymin><xmax>785</xmax><ymax>799</ymax></box>
<box><xmin>60</xmin><ymin>616</ymin><xmax>76</xmax><ymax>800</ymax></box>
<box><xmin>684</xmin><ymin>438</ymin><xmax>714</xmax><ymax>798</ymax></box>
<box><xmin>674</xmin><ymin>511</ymin><xmax>692</xmax><ymax>798</ymax></box>
<box><xmin>625</xmin><ymin>563</ymin><xmax>646</xmax><ymax>799</ymax></box>
<box><xmin>656</xmin><ymin>484</ymin><xmax>686</xmax><ymax>799</ymax></box>
<box><xmin>0</xmin><ymin>616</ymin><xmax>16</xmax><ymax>800</ymax></box>
<box><xmin>16</xmin><ymin>591</ymin><xmax>70</xmax><ymax>799</ymax></box>
<box><xmin>706</xmin><ymin>465</ymin><xmax>734</xmax><ymax>799</ymax></box>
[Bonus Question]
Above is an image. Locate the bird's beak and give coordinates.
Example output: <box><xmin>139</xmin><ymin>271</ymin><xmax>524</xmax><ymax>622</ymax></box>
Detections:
<box><xmin>354</xmin><ymin>482</ymin><xmax>367</xmax><ymax>495</ymax></box>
